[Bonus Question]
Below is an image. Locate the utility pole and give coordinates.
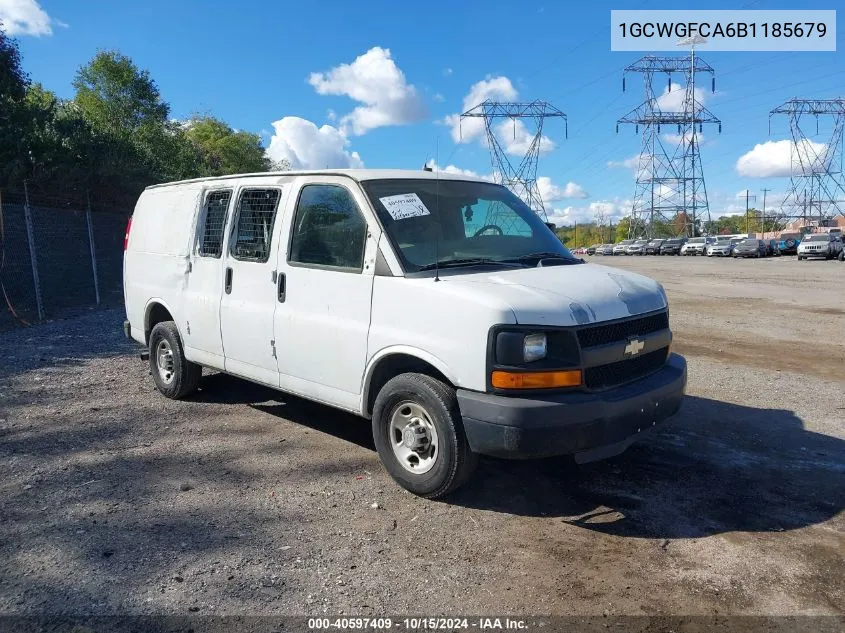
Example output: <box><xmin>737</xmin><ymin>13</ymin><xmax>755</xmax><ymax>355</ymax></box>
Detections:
<box><xmin>618</xmin><ymin>45</ymin><xmax>720</xmax><ymax>238</ymax></box>
<box><xmin>761</xmin><ymin>188</ymin><xmax>771</xmax><ymax>235</ymax></box>
<box><xmin>574</xmin><ymin>220</ymin><xmax>578</xmax><ymax>247</ymax></box>
<box><xmin>460</xmin><ymin>101</ymin><xmax>567</xmax><ymax>221</ymax></box>
<box><xmin>769</xmin><ymin>98</ymin><xmax>845</xmax><ymax>223</ymax></box>
<box><xmin>745</xmin><ymin>189</ymin><xmax>757</xmax><ymax>235</ymax></box>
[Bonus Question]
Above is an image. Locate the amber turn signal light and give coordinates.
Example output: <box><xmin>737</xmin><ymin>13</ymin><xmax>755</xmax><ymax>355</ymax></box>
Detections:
<box><xmin>491</xmin><ymin>369</ymin><xmax>583</xmax><ymax>389</ymax></box>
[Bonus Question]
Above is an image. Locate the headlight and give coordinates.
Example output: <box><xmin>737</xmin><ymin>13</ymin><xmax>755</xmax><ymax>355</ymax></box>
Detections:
<box><xmin>523</xmin><ymin>333</ymin><xmax>547</xmax><ymax>362</ymax></box>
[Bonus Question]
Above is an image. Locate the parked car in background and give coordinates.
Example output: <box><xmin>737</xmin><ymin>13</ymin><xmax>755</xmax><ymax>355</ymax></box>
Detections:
<box><xmin>598</xmin><ymin>244</ymin><xmax>615</xmax><ymax>256</ymax></box>
<box><xmin>797</xmin><ymin>232</ymin><xmax>843</xmax><ymax>260</ymax></box>
<box><xmin>680</xmin><ymin>237</ymin><xmax>714</xmax><ymax>256</ymax></box>
<box><xmin>777</xmin><ymin>233</ymin><xmax>801</xmax><ymax>255</ymax></box>
<box><xmin>766</xmin><ymin>239</ymin><xmax>780</xmax><ymax>256</ymax></box>
<box><xmin>706</xmin><ymin>237</ymin><xmax>737</xmax><ymax>257</ymax></box>
<box><xmin>586</xmin><ymin>244</ymin><xmax>598</xmax><ymax>255</ymax></box>
<box><xmin>733</xmin><ymin>238</ymin><xmax>768</xmax><ymax>258</ymax></box>
<box><xmin>645</xmin><ymin>239</ymin><xmax>666</xmax><ymax>255</ymax></box>
<box><xmin>626</xmin><ymin>239</ymin><xmax>650</xmax><ymax>255</ymax></box>
<box><xmin>660</xmin><ymin>238</ymin><xmax>687</xmax><ymax>255</ymax></box>
<box><xmin>613</xmin><ymin>239</ymin><xmax>634</xmax><ymax>255</ymax></box>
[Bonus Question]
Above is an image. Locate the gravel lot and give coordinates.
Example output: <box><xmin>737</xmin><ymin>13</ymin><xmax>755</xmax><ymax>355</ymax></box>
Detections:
<box><xmin>0</xmin><ymin>254</ymin><xmax>843</xmax><ymax>619</ymax></box>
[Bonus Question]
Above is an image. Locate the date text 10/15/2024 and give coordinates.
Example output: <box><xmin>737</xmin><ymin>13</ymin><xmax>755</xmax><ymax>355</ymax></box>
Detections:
<box><xmin>308</xmin><ymin>617</ymin><xmax>529</xmax><ymax>630</ymax></box>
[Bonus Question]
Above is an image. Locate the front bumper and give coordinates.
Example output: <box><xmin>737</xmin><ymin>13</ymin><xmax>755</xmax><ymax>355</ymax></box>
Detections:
<box><xmin>457</xmin><ymin>353</ymin><xmax>687</xmax><ymax>461</ymax></box>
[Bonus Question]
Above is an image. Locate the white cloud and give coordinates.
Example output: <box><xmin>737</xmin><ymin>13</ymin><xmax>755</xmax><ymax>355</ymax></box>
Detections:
<box><xmin>443</xmin><ymin>75</ymin><xmax>555</xmax><ymax>156</ymax></box>
<box><xmin>308</xmin><ymin>47</ymin><xmax>426</xmax><ymax>136</ymax></box>
<box><xmin>656</xmin><ymin>83</ymin><xmax>706</xmax><ymax>112</ymax></box>
<box><xmin>423</xmin><ymin>163</ymin><xmax>585</xmax><ymax>210</ymax></box>
<box><xmin>607</xmin><ymin>153</ymin><xmax>642</xmax><ymax>170</ymax></box>
<box><xmin>548</xmin><ymin>199</ymin><xmax>631</xmax><ymax>226</ymax></box>
<box><xmin>0</xmin><ymin>0</ymin><xmax>60</xmax><ymax>36</ymax></box>
<box><xmin>266</xmin><ymin>117</ymin><xmax>363</xmax><ymax>170</ymax></box>
<box><xmin>537</xmin><ymin>176</ymin><xmax>588</xmax><ymax>204</ymax></box>
<box><xmin>433</xmin><ymin>93</ymin><xmax>445</xmax><ymax>103</ymax></box>
<box><xmin>443</xmin><ymin>68</ymin><xmax>453</xmax><ymax>77</ymax></box>
<box><xmin>662</xmin><ymin>131</ymin><xmax>706</xmax><ymax>145</ymax></box>
<box><xmin>444</xmin><ymin>75</ymin><xmax>518</xmax><ymax>144</ymax></box>
<box><xmin>424</xmin><ymin>160</ymin><xmax>493</xmax><ymax>180</ymax></box>
<box><xmin>494</xmin><ymin>119</ymin><xmax>556</xmax><ymax>156</ymax></box>
<box><xmin>736</xmin><ymin>139</ymin><xmax>829</xmax><ymax>178</ymax></box>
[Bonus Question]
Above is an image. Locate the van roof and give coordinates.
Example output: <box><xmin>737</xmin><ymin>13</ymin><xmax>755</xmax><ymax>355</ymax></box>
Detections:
<box><xmin>144</xmin><ymin>169</ymin><xmax>490</xmax><ymax>191</ymax></box>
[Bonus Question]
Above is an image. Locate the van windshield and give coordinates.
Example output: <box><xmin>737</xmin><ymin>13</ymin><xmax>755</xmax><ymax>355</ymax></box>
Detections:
<box><xmin>361</xmin><ymin>179</ymin><xmax>578</xmax><ymax>272</ymax></box>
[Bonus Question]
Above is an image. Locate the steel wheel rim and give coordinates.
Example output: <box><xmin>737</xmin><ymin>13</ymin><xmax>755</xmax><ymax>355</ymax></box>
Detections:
<box><xmin>155</xmin><ymin>339</ymin><xmax>175</xmax><ymax>385</ymax></box>
<box><xmin>389</xmin><ymin>401</ymin><xmax>439</xmax><ymax>475</ymax></box>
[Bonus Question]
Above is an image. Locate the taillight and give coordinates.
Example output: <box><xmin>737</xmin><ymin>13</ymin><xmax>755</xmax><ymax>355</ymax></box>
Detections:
<box><xmin>124</xmin><ymin>216</ymin><xmax>133</xmax><ymax>251</ymax></box>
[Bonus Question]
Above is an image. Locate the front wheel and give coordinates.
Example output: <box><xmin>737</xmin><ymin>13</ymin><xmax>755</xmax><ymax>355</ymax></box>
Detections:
<box><xmin>839</xmin><ymin>250</ymin><xmax>844</xmax><ymax>261</ymax></box>
<box><xmin>149</xmin><ymin>321</ymin><xmax>202</xmax><ymax>399</ymax></box>
<box><xmin>372</xmin><ymin>373</ymin><xmax>478</xmax><ymax>499</ymax></box>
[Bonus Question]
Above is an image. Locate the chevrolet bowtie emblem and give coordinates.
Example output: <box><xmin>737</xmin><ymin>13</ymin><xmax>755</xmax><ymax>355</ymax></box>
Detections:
<box><xmin>624</xmin><ymin>338</ymin><xmax>645</xmax><ymax>356</ymax></box>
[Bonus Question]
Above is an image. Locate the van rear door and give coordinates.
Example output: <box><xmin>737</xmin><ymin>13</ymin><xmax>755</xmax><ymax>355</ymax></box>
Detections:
<box><xmin>219</xmin><ymin>186</ymin><xmax>287</xmax><ymax>386</ymax></box>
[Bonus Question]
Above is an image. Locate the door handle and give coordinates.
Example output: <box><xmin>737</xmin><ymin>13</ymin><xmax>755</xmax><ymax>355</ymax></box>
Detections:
<box><xmin>224</xmin><ymin>267</ymin><xmax>233</xmax><ymax>294</ymax></box>
<box><xmin>277</xmin><ymin>272</ymin><xmax>286</xmax><ymax>303</ymax></box>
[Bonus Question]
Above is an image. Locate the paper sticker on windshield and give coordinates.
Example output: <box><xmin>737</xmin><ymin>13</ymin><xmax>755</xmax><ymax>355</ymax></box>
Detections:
<box><xmin>379</xmin><ymin>193</ymin><xmax>431</xmax><ymax>221</ymax></box>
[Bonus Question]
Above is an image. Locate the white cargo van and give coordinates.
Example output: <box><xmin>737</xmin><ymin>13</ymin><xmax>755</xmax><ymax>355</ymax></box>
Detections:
<box><xmin>123</xmin><ymin>170</ymin><xmax>686</xmax><ymax>498</ymax></box>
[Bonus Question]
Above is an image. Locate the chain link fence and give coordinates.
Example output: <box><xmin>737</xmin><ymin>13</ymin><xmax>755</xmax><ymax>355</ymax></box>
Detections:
<box><xmin>0</xmin><ymin>185</ymin><xmax>131</xmax><ymax>331</ymax></box>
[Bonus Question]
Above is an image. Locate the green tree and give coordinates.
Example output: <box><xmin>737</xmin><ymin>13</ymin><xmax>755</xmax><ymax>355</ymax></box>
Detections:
<box><xmin>71</xmin><ymin>51</ymin><xmax>204</xmax><ymax>200</ymax></box>
<box><xmin>73</xmin><ymin>51</ymin><xmax>168</xmax><ymax>134</ymax></box>
<box><xmin>0</xmin><ymin>27</ymin><xmax>30</xmax><ymax>185</ymax></box>
<box><xmin>615</xmin><ymin>217</ymin><xmax>631</xmax><ymax>242</ymax></box>
<box><xmin>184</xmin><ymin>116</ymin><xmax>272</xmax><ymax>175</ymax></box>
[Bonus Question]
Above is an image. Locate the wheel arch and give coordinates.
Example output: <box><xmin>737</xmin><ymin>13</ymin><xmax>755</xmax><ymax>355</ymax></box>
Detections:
<box><xmin>361</xmin><ymin>347</ymin><xmax>456</xmax><ymax>418</ymax></box>
<box><xmin>144</xmin><ymin>298</ymin><xmax>177</xmax><ymax>345</ymax></box>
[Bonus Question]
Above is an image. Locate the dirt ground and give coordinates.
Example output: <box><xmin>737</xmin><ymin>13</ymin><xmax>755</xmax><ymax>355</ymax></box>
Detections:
<box><xmin>0</xmin><ymin>254</ymin><xmax>842</xmax><ymax>620</ymax></box>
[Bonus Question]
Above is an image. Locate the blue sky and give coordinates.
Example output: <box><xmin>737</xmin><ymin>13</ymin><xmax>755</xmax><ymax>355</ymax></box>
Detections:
<box><xmin>4</xmin><ymin>0</ymin><xmax>844</xmax><ymax>225</ymax></box>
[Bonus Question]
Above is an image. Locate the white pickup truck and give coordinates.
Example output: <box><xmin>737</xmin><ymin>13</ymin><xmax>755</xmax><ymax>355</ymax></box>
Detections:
<box><xmin>123</xmin><ymin>169</ymin><xmax>686</xmax><ymax>498</ymax></box>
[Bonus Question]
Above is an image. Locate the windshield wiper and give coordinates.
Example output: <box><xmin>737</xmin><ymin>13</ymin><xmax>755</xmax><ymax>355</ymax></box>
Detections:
<box><xmin>416</xmin><ymin>257</ymin><xmax>525</xmax><ymax>271</ymax></box>
<box><xmin>500</xmin><ymin>252</ymin><xmax>583</xmax><ymax>264</ymax></box>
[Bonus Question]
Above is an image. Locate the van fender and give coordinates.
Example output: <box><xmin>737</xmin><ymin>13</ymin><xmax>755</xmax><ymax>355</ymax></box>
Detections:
<box><xmin>143</xmin><ymin>297</ymin><xmax>179</xmax><ymax>334</ymax></box>
<box><xmin>359</xmin><ymin>345</ymin><xmax>458</xmax><ymax>416</ymax></box>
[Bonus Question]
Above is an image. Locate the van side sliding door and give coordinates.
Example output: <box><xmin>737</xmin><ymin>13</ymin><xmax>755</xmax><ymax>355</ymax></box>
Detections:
<box><xmin>219</xmin><ymin>186</ymin><xmax>288</xmax><ymax>386</ymax></box>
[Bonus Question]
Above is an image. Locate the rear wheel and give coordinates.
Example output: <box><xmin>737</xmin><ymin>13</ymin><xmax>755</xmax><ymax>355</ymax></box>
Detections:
<box><xmin>372</xmin><ymin>373</ymin><xmax>478</xmax><ymax>499</ymax></box>
<box><xmin>149</xmin><ymin>321</ymin><xmax>202</xmax><ymax>399</ymax></box>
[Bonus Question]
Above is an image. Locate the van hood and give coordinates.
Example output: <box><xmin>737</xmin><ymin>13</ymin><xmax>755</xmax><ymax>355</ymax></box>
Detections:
<box><xmin>441</xmin><ymin>263</ymin><xmax>667</xmax><ymax>326</ymax></box>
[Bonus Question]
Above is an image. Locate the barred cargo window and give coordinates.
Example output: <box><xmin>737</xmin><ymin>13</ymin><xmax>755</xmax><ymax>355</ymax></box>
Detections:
<box><xmin>198</xmin><ymin>190</ymin><xmax>232</xmax><ymax>257</ymax></box>
<box><xmin>289</xmin><ymin>185</ymin><xmax>367</xmax><ymax>270</ymax></box>
<box><xmin>231</xmin><ymin>189</ymin><xmax>281</xmax><ymax>262</ymax></box>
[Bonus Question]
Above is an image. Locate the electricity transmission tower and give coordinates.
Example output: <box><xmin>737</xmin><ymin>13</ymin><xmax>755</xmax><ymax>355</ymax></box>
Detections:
<box><xmin>769</xmin><ymin>98</ymin><xmax>845</xmax><ymax>224</ymax></box>
<box><xmin>460</xmin><ymin>100</ymin><xmax>567</xmax><ymax>221</ymax></box>
<box><xmin>617</xmin><ymin>48</ymin><xmax>720</xmax><ymax>238</ymax></box>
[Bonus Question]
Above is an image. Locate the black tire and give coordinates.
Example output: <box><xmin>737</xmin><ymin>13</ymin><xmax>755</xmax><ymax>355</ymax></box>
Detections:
<box><xmin>149</xmin><ymin>321</ymin><xmax>202</xmax><ymax>399</ymax></box>
<box><xmin>372</xmin><ymin>373</ymin><xmax>478</xmax><ymax>499</ymax></box>
<box><xmin>839</xmin><ymin>250</ymin><xmax>844</xmax><ymax>262</ymax></box>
